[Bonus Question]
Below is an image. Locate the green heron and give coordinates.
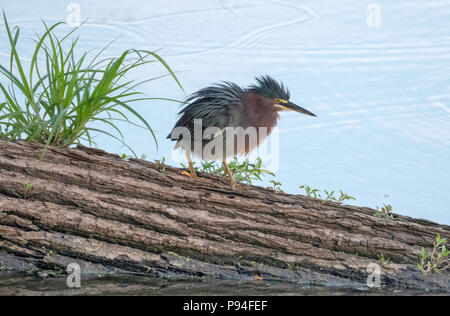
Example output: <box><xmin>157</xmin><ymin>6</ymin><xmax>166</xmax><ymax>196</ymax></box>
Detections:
<box><xmin>167</xmin><ymin>75</ymin><xmax>316</xmax><ymax>188</ymax></box>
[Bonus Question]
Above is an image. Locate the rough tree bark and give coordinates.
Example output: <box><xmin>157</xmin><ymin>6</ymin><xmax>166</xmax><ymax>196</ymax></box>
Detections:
<box><xmin>0</xmin><ymin>140</ymin><xmax>448</xmax><ymax>291</ymax></box>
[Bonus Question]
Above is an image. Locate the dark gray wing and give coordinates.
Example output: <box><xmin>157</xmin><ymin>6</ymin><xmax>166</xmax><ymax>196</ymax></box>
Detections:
<box><xmin>167</xmin><ymin>82</ymin><xmax>243</xmax><ymax>142</ymax></box>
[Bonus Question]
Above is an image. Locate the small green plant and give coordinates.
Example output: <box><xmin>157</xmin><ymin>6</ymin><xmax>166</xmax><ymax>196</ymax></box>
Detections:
<box><xmin>140</xmin><ymin>153</ymin><xmax>148</xmax><ymax>160</ymax></box>
<box><xmin>299</xmin><ymin>185</ymin><xmax>355</xmax><ymax>204</ymax></box>
<box><xmin>378</xmin><ymin>254</ymin><xmax>391</xmax><ymax>264</ymax></box>
<box><xmin>0</xmin><ymin>13</ymin><xmax>182</xmax><ymax>159</ymax></box>
<box><xmin>418</xmin><ymin>234</ymin><xmax>449</xmax><ymax>275</ymax></box>
<box><xmin>374</xmin><ymin>204</ymin><xmax>394</xmax><ymax>220</ymax></box>
<box><xmin>154</xmin><ymin>157</ymin><xmax>167</xmax><ymax>173</ymax></box>
<box><xmin>322</xmin><ymin>189</ymin><xmax>335</xmax><ymax>201</ymax></box>
<box><xmin>299</xmin><ymin>185</ymin><xmax>319</xmax><ymax>198</ymax></box>
<box><xmin>336</xmin><ymin>191</ymin><xmax>355</xmax><ymax>204</ymax></box>
<box><xmin>121</xmin><ymin>153</ymin><xmax>130</xmax><ymax>160</ymax></box>
<box><xmin>181</xmin><ymin>157</ymin><xmax>275</xmax><ymax>185</ymax></box>
<box><xmin>226</xmin><ymin>157</ymin><xmax>275</xmax><ymax>185</ymax></box>
<box><xmin>267</xmin><ymin>180</ymin><xmax>283</xmax><ymax>193</ymax></box>
<box><xmin>22</xmin><ymin>182</ymin><xmax>34</xmax><ymax>199</ymax></box>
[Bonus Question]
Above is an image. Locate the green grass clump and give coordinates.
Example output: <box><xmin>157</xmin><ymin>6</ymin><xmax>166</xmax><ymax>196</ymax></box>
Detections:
<box><xmin>181</xmin><ymin>157</ymin><xmax>275</xmax><ymax>185</ymax></box>
<box><xmin>374</xmin><ymin>204</ymin><xmax>394</xmax><ymax>220</ymax></box>
<box><xmin>299</xmin><ymin>185</ymin><xmax>355</xmax><ymax>204</ymax></box>
<box><xmin>0</xmin><ymin>12</ymin><xmax>182</xmax><ymax>158</ymax></box>
<box><xmin>418</xmin><ymin>234</ymin><xmax>449</xmax><ymax>275</ymax></box>
<box><xmin>154</xmin><ymin>157</ymin><xmax>167</xmax><ymax>173</ymax></box>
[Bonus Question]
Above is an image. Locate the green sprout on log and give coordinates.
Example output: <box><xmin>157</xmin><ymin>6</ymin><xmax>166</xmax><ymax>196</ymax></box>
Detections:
<box><xmin>267</xmin><ymin>180</ymin><xmax>283</xmax><ymax>193</ymax></box>
<box><xmin>418</xmin><ymin>234</ymin><xmax>449</xmax><ymax>275</ymax></box>
<box><xmin>374</xmin><ymin>204</ymin><xmax>394</xmax><ymax>220</ymax></box>
<box><xmin>154</xmin><ymin>157</ymin><xmax>167</xmax><ymax>173</ymax></box>
<box><xmin>22</xmin><ymin>182</ymin><xmax>34</xmax><ymax>199</ymax></box>
<box><xmin>299</xmin><ymin>185</ymin><xmax>355</xmax><ymax>204</ymax></box>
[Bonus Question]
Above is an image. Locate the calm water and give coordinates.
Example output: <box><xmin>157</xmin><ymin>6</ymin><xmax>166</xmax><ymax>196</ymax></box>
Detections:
<box><xmin>0</xmin><ymin>0</ymin><xmax>449</xmax><ymax>226</ymax></box>
<box><xmin>0</xmin><ymin>272</ymin><xmax>439</xmax><ymax>296</ymax></box>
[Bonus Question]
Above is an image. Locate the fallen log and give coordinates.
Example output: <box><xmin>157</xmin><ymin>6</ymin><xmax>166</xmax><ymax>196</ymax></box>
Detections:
<box><xmin>0</xmin><ymin>140</ymin><xmax>448</xmax><ymax>291</ymax></box>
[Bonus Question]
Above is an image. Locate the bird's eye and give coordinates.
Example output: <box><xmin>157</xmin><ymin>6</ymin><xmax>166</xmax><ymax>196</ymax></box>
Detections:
<box><xmin>274</xmin><ymin>98</ymin><xmax>288</xmax><ymax>104</ymax></box>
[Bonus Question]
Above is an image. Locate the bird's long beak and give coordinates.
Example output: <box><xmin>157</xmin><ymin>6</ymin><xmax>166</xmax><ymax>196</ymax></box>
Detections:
<box><xmin>281</xmin><ymin>101</ymin><xmax>316</xmax><ymax>117</ymax></box>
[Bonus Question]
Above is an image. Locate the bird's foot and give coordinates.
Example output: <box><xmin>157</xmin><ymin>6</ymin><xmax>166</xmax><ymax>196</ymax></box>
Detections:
<box><xmin>180</xmin><ymin>170</ymin><xmax>193</xmax><ymax>177</ymax></box>
<box><xmin>231</xmin><ymin>182</ymin><xmax>249</xmax><ymax>191</ymax></box>
<box><xmin>180</xmin><ymin>170</ymin><xmax>206</xmax><ymax>181</ymax></box>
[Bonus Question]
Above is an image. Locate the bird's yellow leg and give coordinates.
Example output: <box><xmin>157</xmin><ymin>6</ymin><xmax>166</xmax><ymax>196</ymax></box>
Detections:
<box><xmin>181</xmin><ymin>150</ymin><xmax>205</xmax><ymax>180</ymax></box>
<box><xmin>223</xmin><ymin>160</ymin><xmax>249</xmax><ymax>190</ymax></box>
<box><xmin>188</xmin><ymin>160</ymin><xmax>197</xmax><ymax>178</ymax></box>
<box><xmin>181</xmin><ymin>149</ymin><xmax>197</xmax><ymax>178</ymax></box>
<box><xmin>223</xmin><ymin>160</ymin><xmax>235</xmax><ymax>188</ymax></box>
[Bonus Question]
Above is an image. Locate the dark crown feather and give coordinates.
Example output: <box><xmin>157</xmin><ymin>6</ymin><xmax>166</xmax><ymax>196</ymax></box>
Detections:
<box><xmin>246</xmin><ymin>75</ymin><xmax>290</xmax><ymax>100</ymax></box>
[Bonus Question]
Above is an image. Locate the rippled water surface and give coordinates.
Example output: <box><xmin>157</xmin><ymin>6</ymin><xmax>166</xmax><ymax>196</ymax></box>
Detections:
<box><xmin>0</xmin><ymin>0</ymin><xmax>449</xmax><ymax>225</ymax></box>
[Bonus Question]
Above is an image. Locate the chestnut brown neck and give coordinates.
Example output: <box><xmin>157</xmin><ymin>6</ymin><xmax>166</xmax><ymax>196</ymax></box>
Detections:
<box><xmin>241</xmin><ymin>92</ymin><xmax>279</xmax><ymax>129</ymax></box>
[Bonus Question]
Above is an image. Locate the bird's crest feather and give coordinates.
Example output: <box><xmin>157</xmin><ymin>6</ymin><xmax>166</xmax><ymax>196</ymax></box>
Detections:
<box><xmin>246</xmin><ymin>75</ymin><xmax>290</xmax><ymax>100</ymax></box>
